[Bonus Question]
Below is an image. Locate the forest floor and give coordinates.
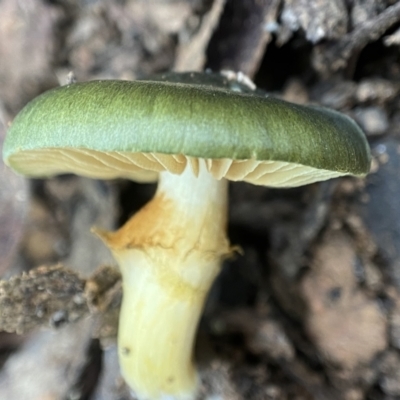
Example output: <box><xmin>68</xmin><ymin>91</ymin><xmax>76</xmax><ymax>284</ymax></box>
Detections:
<box><xmin>1</xmin><ymin>1</ymin><xmax>400</xmax><ymax>399</ymax></box>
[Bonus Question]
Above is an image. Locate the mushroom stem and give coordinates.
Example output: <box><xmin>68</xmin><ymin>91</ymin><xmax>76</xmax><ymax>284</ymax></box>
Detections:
<box><xmin>99</xmin><ymin>160</ymin><xmax>230</xmax><ymax>400</ymax></box>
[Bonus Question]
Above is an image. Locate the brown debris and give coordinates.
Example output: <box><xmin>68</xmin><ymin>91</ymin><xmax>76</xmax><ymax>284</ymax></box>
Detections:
<box><xmin>280</xmin><ymin>0</ymin><xmax>348</xmax><ymax>44</ymax></box>
<box><xmin>211</xmin><ymin>309</ymin><xmax>295</xmax><ymax>362</ymax></box>
<box><xmin>174</xmin><ymin>0</ymin><xmax>226</xmax><ymax>72</ymax></box>
<box><xmin>0</xmin><ymin>319</ymin><xmax>95</xmax><ymax>400</ymax></box>
<box><xmin>353</xmin><ymin>106</ymin><xmax>389</xmax><ymax>136</ymax></box>
<box><xmin>198</xmin><ymin>361</ymin><xmax>241</xmax><ymax>400</ymax></box>
<box><xmin>0</xmin><ymin>112</ymin><xmax>28</xmax><ymax>277</ymax></box>
<box><xmin>350</xmin><ymin>0</ymin><xmax>385</xmax><ymax>28</ymax></box>
<box><xmin>206</xmin><ymin>0</ymin><xmax>281</xmax><ymax>77</ymax></box>
<box><xmin>20</xmin><ymin>199</ymin><xmax>66</xmax><ymax>266</ymax></box>
<box><xmin>281</xmin><ymin>78</ymin><xmax>309</xmax><ymax>104</ymax></box>
<box><xmin>86</xmin><ymin>265</ymin><xmax>122</xmax><ymax>342</ymax></box>
<box><xmin>301</xmin><ymin>231</ymin><xmax>387</xmax><ymax>370</ymax></box>
<box><xmin>378</xmin><ymin>350</ymin><xmax>400</xmax><ymax>396</ymax></box>
<box><xmin>0</xmin><ymin>265</ymin><xmax>88</xmax><ymax>334</ymax></box>
<box><xmin>318</xmin><ymin>81</ymin><xmax>358</xmax><ymax>110</ymax></box>
<box><xmin>355</xmin><ymin>78</ymin><xmax>400</xmax><ymax>105</ymax></box>
<box><xmin>0</xmin><ymin>0</ymin><xmax>60</xmax><ymax>114</ymax></box>
<box><xmin>313</xmin><ymin>2</ymin><xmax>400</xmax><ymax>75</ymax></box>
<box><xmin>384</xmin><ymin>26</ymin><xmax>400</xmax><ymax>46</ymax></box>
<box><xmin>0</xmin><ymin>264</ymin><xmax>123</xmax><ymax>338</ymax></box>
<box><xmin>91</xmin><ymin>344</ymin><xmax>132</xmax><ymax>400</ymax></box>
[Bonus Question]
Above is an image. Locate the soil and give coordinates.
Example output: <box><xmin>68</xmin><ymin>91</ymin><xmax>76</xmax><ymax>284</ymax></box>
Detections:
<box><xmin>1</xmin><ymin>1</ymin><xmax>400</xmax><ymax>399</ymax></box>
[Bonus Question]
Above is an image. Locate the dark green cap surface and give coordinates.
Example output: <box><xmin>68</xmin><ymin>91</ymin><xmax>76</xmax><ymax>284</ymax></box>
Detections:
<box><xmin>3</xmin><ymin>73</ymin><xmax>371</xmax><ymax>186</ymax></box>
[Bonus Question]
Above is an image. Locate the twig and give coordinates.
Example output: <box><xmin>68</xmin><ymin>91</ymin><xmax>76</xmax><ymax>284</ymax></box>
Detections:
<box><xmin>313</xmin><ymin>2</ymin><xmax>400</xmax><ymax>75</ymax></box>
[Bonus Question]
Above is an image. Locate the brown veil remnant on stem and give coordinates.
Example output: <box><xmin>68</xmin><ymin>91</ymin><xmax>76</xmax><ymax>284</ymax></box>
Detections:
<box><xmin>2</xmin><ymin>71</ymin><xmax>371</xmax><ymax>400</ymax></box>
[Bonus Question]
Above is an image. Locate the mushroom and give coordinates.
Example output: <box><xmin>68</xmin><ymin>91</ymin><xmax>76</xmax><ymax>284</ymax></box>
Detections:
<box><xmin>2</xmin><ymin>72</ymin><xmax>371</xmax><ymax>400</ymax></box>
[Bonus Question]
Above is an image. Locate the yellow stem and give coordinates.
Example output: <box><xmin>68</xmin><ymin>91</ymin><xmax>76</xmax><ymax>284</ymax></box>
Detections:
<box><xmin>97</xmin><ymin>161</ymin><xmax>230</xmax><ymax>400</ymax></box>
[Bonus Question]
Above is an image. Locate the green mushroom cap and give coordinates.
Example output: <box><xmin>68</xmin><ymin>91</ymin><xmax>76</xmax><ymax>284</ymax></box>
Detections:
<box><xmin>3</xmin><ymin>72</ymin><xmax>371</xmax><ymax>187</ymax></box>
